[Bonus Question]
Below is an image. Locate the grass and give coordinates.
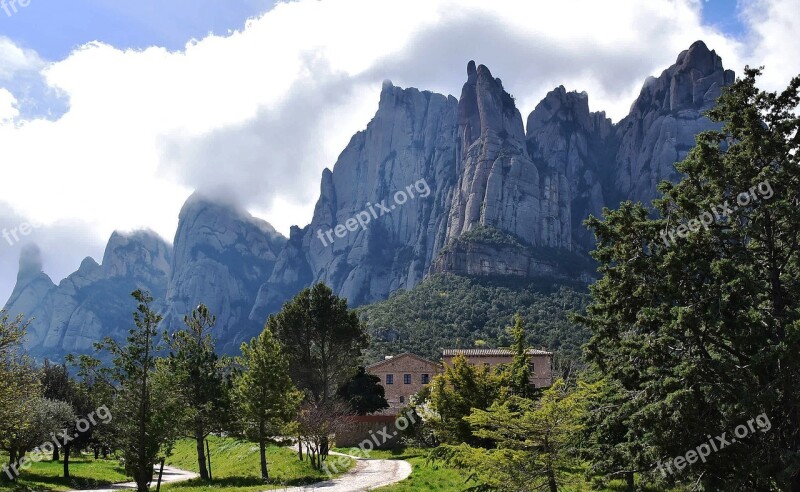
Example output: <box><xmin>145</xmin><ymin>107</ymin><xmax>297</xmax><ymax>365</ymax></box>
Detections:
<box><xmin>333</xmin><ymin>447</ymin><xmax>683</xmax><ymax>492</ymax></box>
<box><xmin>0</xmin><ymin>452</ymin><xmax>127</xmax><ymax>492</ymax></box>
<box><xmin>163</xmin><ymin>436</ymin><xmax>354</xmax><ymax>492</ymax></box>
<box><xmin>333</xmin><ymin>447</ymin><xmax>478</xmax><ymax>491</ymax></box>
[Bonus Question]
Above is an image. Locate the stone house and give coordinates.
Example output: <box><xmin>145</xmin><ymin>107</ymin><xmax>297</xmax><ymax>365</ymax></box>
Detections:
<box><xmin>442</xmin><ymin>348</ymin><xmax>553</xmax><ymax>388</ymax></box>
<box><xmin>365</xmin><ymin>352</ymin><xmax>442</xmax><ymax>414</ymax></box>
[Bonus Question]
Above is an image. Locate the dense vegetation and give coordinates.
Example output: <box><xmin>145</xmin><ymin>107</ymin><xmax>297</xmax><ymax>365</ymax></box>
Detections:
<box><xmin>360</xmin><ymin>273</ymin><xmax>591</xmax><ymax>370</ymax></box>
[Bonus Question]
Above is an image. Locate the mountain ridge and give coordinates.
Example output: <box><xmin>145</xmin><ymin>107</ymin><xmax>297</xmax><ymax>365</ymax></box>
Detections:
<box><xmin>4</xmin><ymin>40</ymin><xmax>734</xmax><ymax>359</ymax></box>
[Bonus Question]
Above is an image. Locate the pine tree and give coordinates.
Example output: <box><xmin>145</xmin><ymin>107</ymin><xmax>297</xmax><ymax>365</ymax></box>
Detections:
<box><xmin>577</xmin><ymin>68</ymin><xmax>800</xmax><ymax>489</ymax></box>
<box><xmin>165</xmin><ymin>304</ymin><xmax>230</xmax><ymax>480</ymax></box>
<box><xmin>509</xmin><ymin>313</ymin><xmax>532</xmax><ymax>397</ymax></box>
<box><xmin>233</xmin><ymin>326</ymin><xmax>302</xmax><ymax>482</ymax></box>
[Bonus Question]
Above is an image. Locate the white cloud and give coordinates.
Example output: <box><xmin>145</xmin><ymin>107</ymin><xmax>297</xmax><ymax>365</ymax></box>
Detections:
<box><xmin>0</xmin><ymin>88</ymin><xmax>18</xmax><ymax>122</ymax></box>
<box><xmin>0</xmin><ymin>0</ymin><xmax>797</xmax><ymax>303</ymax></box>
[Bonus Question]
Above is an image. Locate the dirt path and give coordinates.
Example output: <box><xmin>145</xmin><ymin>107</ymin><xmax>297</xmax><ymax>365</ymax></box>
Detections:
<box><xmin>275</xmin><ymin>450</ymin><xmax>412</xmax><ymax>491</ymax></box>
<box><xmin>67</xmin><ymin>465</ymin><xmax>199</xmax><ymax>492</ymax></box>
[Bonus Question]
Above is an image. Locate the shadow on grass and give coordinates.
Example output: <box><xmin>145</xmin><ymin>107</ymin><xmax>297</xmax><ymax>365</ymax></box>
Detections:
<box><xmin>164</xmin><ymin>475</ymin><xmax>327</xmax><ymax>489</ymax></box>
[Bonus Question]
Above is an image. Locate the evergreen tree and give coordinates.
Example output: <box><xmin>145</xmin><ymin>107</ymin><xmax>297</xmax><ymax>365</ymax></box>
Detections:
<box><xmin>336</xmin><ymin>367</ymin><xmax>389</xmax><ymax>415</ymax></box>
<box><xmin>509</xmin><ymin>313</ymin><xmax>532</xmax><ymax>397</ymax></box>
<box><xmin>577</xmin><ymin>68</ymin><xmax>800</xmax><ymax>490</ymax></box>
<box><xmin>425</xmin><ymin>354</ymin><xmax>508</xmax><ymax>445</ymax></box>
<box><xmin>233</xmin><ymin>326</ymin><xmax>302</xmax><ymax>482</ymax></box>
<box><xmin>164</xmin><ymin>304</ymin><xmax>230</xmax><ymax>480</ymax></box>
<box><xmin>96</xmin><ymin>290</ymin><xmax>178</xmax><ymax>492</ymax></box>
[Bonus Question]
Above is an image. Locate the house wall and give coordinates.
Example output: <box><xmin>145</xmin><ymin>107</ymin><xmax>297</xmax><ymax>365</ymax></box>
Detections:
<box><xmin>367</xmin><ymin>356</ymin><xmax>442</xmax><ymax>414</ymax></box>
<box><xmin>442</xmin><ymin>353</ymin><xmax>553</xmax><ymax>388</ymax></box>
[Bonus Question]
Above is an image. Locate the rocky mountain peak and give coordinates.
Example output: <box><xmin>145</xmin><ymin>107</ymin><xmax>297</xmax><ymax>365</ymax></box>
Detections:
<box><xmin>629</xmin><ymin>40</ymin><xmax>735</xmax><ymax>115</ymax></box>
<box><xmin>458</xmin><ymin>61</ymin><xmax>526</xmax><ymax>155</ymax></box>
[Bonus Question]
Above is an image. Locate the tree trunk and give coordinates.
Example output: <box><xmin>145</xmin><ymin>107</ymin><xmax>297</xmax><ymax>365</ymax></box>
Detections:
<box><xmin>195</xmin><ymin>427</ymin><xmax>209</xmax><ymax>480</ymax></box>
<box><xmin>259</xmin><ymin>420</ymin><xmax>269</xmax><ymax>482</ymax></box>
<box><xmin>625</xmin><ymin>471</ymin><xmax>634</xmax><ymax>491</ymax></box>
<box><xmin>94</xmin><ymin>447</ymin><xmax>100</xmax><ymax>460</ymax></box>
<box><xmin>133</xmin><ymin>463</ymin><xmax>153</xmax><ymax>492</ymax></box>
<box><xmin>8</xmin><ymin>449</ymin><xmax>18</xmax><ymax>481</ymax></box>
<box><xmin>298</xmin><ymin>437</ymin><xmax>303</xmax><ymax>461</ymax></box>
<box><xmin>63</xmin><ymin>445</ymin><xmax>71</xmax><ymax>479</ymax></box>
<box><xmin>547</xmin><ymin>464</ymin><xmax>557</xmax><ymax>492</ymax></box>
<box><xmin>53</xmin><ymin>446</ymin><xmax>60</xmax><ymax>461</ymax></box>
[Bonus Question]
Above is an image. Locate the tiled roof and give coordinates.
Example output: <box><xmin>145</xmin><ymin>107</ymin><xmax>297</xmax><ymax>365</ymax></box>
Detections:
<box><xmin>365</xmin><ymin>352</ymin><xmax>441</xmax><ymax>370</ymax></box>
<box><xmin>442</xmin><ymin>348</ymin><xmax>553</xmax><ymax>356</ymax></box>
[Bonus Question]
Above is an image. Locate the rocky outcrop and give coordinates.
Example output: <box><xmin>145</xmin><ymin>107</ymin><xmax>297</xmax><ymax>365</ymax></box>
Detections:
<box><xmin>165</xmin><ymin>194</ymin><xmax>286</xmax><ymax>352</ymax></box>
<box><xmin>446</xmin><ymin>62</ymin><xmax>563</xmax><ymax>248</ymax></box>
<box><xmin>4</xmin><ymin>41</ymin><xmax>735</xmax><ymax>359</ymax></box>
<box><xmin>614</xmin><ymin>40</ymin><xmax>735</xmax><ymax>204</ymax></box>
<box><xmin>3</xmin><ymin>231</ymin><xmax>171</xmax><ymax>358</ymax></box>
<box><xmin>250</xmin><ymin>81</ymin><xmax>460</xmax><ymax>315</ymax></box>
<box><xmin>526</xmin><ymin>86</ymin><xmax>616</xmax><ymax>250</ymax></box>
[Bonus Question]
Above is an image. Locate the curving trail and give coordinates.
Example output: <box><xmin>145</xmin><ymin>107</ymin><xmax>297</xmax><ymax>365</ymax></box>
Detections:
<box><xmin>275</xmin><ymin>450</ymin><xmax>412</xmax><ymax>492</ymax></box>
<box><xmin>67</xmin><ymin>466</ymin><xmax>199</xmax><ymax>492</ymax></box>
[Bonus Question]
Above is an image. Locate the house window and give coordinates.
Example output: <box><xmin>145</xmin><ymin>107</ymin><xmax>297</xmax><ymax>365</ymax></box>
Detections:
<box><xmin>399</xmin><ymin>396</ymin><xmax>405</xmax><ymax>404</ymax></box>
<box><xmin>529</xmin><ymin>362</ymin><xmax>535</xmax><ymax>373</ymax></box>
<box><xmin>404</xmin><ymin>374</ymin><xmax>412</xmax><ymax>384</ymax></box>
<box><xmin>386</xmin><ymin>374</ymin><xmax>394</xmax><ymax>385</ymax></box>
<box><xmin>421</xmin><ymin>374</ymin><xmax>430</xmax><ymax>384</ymax></box>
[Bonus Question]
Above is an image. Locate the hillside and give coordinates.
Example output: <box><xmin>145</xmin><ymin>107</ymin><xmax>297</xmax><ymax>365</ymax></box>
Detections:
<box><xmin>359</xmin><ymin>273</ymin><xmax>591</xmax><ymax>371</ymax></box>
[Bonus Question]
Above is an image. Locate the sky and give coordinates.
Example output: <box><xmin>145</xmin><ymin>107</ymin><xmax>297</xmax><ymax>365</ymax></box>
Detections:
<box><xmin>0</xmin><ymin>0</ymin><xmax>798</xmax><ymax>303</ymax></box>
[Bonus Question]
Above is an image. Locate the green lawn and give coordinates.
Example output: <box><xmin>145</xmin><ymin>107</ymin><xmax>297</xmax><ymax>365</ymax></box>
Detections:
<box><xmin>332</xmin><ymin>447</ymin><xmax>477</xmax><ymax>491</ymax></box>
<box><xmin>0</xmin><ymin>453</ymin><xmax>127</xmax><ymax>492</ymax></box>
<box><xmin>163</xmin><ymin>436</ymin><xmax>354</xmax><ymax>492</ymax></box>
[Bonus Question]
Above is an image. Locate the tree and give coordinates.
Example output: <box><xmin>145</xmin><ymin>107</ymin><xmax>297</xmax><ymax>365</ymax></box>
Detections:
<box><xmin>508</xmin><ymin>313</ymin><xmax>532</xmax><ymax>397</ymax></box>
<box><xmin>336</xmin><ymin>367</ymin><xmax>389</xmax><ymax>415</ymax></box>
<box><xmin>0</xmin><ymin>312</ymin><xmax>41</xmax><ymax>482</ymax></box>
<box><xmin>96</xmin><ymin>290</ymin><xmax>178</xmax><ymax>492</ymax></box>
<box><xmin>1</xmin><ymin>397</ymin><xmax>75</xmax><ymax>481</ymax></box>
<box><xmin>164</xmin><ymin>304</ymin><xmax>231</xmax><ymax>480</ymax></box>
<box><xmin>577</xmin><ymin>68</ymin><xmax>800</xmax><ymax>490</ymax></box>
<box><xmin>233</xmin><ymin>326</ymin><xmax>302</xmax><ymax>482</ymax></box>
<box><xmin>269</xmin><ymin>283</ymin><xmax>368</xmax><ymax>403</ymax></box>
<box><xmin>424</xmin><ymin>354</ymin><xmax>508</xmax><ymax>445</ymax></box>
<box><xmin>296</xmin><ymin>400</ymin><xmax>353</xmax><ymax>471</ymax></box>
<box><xmin>433</xmin><ymin>379</ymin><xmax>599</xmax><ymax>492</ymax></box>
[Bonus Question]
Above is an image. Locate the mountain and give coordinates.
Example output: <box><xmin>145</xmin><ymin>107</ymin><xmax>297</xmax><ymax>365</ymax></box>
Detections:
<box><xmin>165</xmin><ymin>194</ymin><xmax>286</xmax><ymax>353</ymax></box>
<box><xmin>4</xmin><ymin>231</ymin><xmax>171</xmax><ymax>357</ymax></box>
<box><xmin>4</xmin><ymin>41</ymin><xmax>734</xmax><ymax>359</ymax></box>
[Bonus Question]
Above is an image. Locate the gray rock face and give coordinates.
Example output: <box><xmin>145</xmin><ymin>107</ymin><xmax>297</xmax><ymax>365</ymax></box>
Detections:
<box><xmin>4</xmin><ymin>41</ymin><xmax>735</xmax><ymax>359</ymax></box>
<box><xmin>165</xmin><ymin>193</ymin><xmax>286</xmax><ymax>352</ymax></box>
<box><xmin>526</xmin><ymin>86</ymin><xmax>616</xmax><ymax>250</ymax></box>
<box><xmin>614</xmin><ymin>40</ymin><xmax>735</xmax><ymax>204</ymax></box>
<box><xmin>446</xmin><ymin>62</ymin><xmax>560</xmax><ymax>248</ymax></box>
<box><xmin>3</xmin><ymin>231</ymin><xmax>171</xmax><ymax>358</ymax></box>
<box><xmin>250</xmin><ymin>81</ymin><xmax>460</xmax><ymax>315</ymax></box>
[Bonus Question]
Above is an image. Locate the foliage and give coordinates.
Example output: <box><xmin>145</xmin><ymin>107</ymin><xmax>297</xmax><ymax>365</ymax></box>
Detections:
<box><xmin>232</xmin><ymin>326</ymin><xmax>302</xmax><ymax>481</ymax></box>
<box><xmin>164</xmin><ymin>304</ymin><xmax>231</xmax><ymax>480</ymax></box>
<box><xmin>93</xmin><ymin>290</ymin><xmax>179</xmax><ymax>492</ymax></box>
<box><xmin>336</xmin><ymin>367</ymin><xmax>389</xmax><ymax>415</ymax></box>
<box><xmin>433</xmin><ymin>379</ymin><xmax>600</xmax><ymax>492</ymax></box>
<box><xmin>423</xmin><ymin>355</ymin><xmax>508</xmax><ymax>446</ymax></box>
<box><xmin>576</xmin><ymin>68</ymin><xmax>800</xmax><ymax>490</ymax></box>
<box><xmin>360</xmin><ymin>274</ymin><xmax>590</xmax><ymax>374</ymax></box>
<box><xmin>269</xmin><ymin>283</ymin><xmax>368</xmax><ymax>403</ymax></box>
<box><xmin>508</xmin><ymin>313</ymin><xmax>532</xmax><ymax>397</ymax></box>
